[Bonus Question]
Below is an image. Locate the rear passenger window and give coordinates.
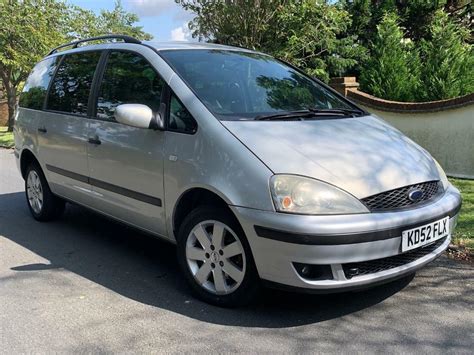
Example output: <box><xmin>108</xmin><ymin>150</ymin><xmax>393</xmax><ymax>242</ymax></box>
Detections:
<box><xmin>96</xmin><ymin>51</ymin><xmax>164</xmax><ymax>121</ymax></box>
<box><xmin>47</xmin><ymin>51</ymin><xmax>101</xmax><ymax>115</ymax></box>
<box><xmin>19</xmin><ymin>57</ymin><xmax>60</xmax><ymax>110</ymax></box>
<box><xmin>168</xmin><ymin>94</ymin><xmax>197</xmax><ymax>133</ymax></box>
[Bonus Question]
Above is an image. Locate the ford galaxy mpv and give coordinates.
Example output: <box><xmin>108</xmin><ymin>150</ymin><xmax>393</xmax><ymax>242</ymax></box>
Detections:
<box><xmin>14</xmin><ymin>35</ymin><xmax>462</xmax><ymax>307</ymax></box>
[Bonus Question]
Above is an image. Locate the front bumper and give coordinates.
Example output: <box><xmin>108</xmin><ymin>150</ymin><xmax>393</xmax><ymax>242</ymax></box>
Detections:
<box><xmin>231</xmin><ymin>185</ymin><xmax>461</xmax><ymax>291</ymax></box>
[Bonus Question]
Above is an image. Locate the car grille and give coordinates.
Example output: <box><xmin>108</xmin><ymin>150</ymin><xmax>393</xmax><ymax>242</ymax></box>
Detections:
<box><xmin>342</xmin><ymin>237</ymin><xmax>446</xmax><ymax>279</ymax></box>
<box><xmin>361</xmin><ymin>181</ymin><xmax>441</xmax><ymax>212</ymax></box>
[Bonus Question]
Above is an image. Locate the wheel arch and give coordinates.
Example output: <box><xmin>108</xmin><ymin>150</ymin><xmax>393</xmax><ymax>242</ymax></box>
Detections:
<box><xmin>20</xmin><ymin>149</ymin><xmax>41</xmax><ymax>179</ymax></box>
<box><xmin>172</xmin><ymin>187</ymin><xmax>240</xmax><ymax>239</ymax></box>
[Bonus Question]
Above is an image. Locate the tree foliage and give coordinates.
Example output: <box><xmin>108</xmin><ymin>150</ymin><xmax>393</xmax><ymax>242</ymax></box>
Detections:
<box><xmin>68</xmin><ymin>1</ymin><xmax>152</xmax><ymax>41</ymax></box>
<box><xmin>0</xmin><ymin>0</ymin><xmax>68</xmax><ymax>131</ymax></box>
<box><xmin>343</xmin><ymin>0</ymin><xmax>472</xmax><ymax>44</ymax></box>
<box><xmin>343</xmin><ymin>0</ymin><xmax>473</xmax><ymax>101</ymax></box>
<box><xmin>272</xmin><ymin>1</ymin><xmax>367</xmax><ymax>81</ymax></box>
<box><xmin>359</xmin><ymin>12</ymin><xmax>421</xmax><ymax>101</ymax></box>
<box><xmin>177</xmin><ymin>0</ymin><xmax>283</xmax><ymax>48</ymax></box>
<box><xmin>418</xmin><ymin>10</ymin><xmax>474</xmax><ymax>100</ymax></box>
<box><xmin>359</xmin><ymin>8</ymin><xmax>473</xmax><ymax>101</ymax></box>
<box><xmin>177</xmin><ymin>0</ymin><xmax>366</xmax><ymax>82</ymax></box>
<box><xmin>0</xmin><ymin>0</ymin><xmax>151</xmax><ymax>131</ymax></box>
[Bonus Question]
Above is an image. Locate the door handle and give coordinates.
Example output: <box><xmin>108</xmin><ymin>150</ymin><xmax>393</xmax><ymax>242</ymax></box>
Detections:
<box><xmin>88</xmin><ymin>136</ymin><xmax>101</xmax><ymax>145</ymax></box>
<box><xmin>37</xmin><ymin>127</ymin><xmax>47</xmax><ymax>133</ymax></box>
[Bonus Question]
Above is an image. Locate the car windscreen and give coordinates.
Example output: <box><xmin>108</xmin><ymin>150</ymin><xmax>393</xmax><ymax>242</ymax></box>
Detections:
<box><xmin>159</xmin><ymin>49</ymin><xmax>358</xmax><ymax>121</ymax></box>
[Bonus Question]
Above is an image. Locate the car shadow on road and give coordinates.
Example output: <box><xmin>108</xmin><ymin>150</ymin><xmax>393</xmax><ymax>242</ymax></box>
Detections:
<box><xmin>1</xmin><ymin>191</ymin><xmax>416</xmax><ymax>328</ymax></box>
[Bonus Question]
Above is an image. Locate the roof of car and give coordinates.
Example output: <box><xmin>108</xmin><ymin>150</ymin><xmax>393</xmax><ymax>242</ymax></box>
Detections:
<box><xmin>145</xmin><ymin>41</ymin><xmax>256</xmax><ymax>53</ymax></box>
<box><xmin>46</xmin><ymin>35</ymin><xmax>259</xmax><ymax>59</ymax></box>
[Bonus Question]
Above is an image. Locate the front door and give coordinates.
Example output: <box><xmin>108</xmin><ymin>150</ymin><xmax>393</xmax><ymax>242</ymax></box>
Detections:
<box><xmin>86</xmin><ymin>50</ymin><xmax>167</xmax><ymax>237</ymax></box>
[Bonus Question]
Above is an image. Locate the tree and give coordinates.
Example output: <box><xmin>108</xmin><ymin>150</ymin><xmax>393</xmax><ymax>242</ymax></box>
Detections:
<box><xmin>343</xmin><ymin>0</ymin><xmax>372</xmax><ymax>47</ymax></box>
<box><xmin>344</xmin><ymin>0</ymin><xmax>472</xmax><ymax>43</ymax></box>
<box><xmin>359</xmin><ymin>12</ymin><xmax>421</xmax><ymax>101</ymax></box>
<box><xmin>418</xmin><ymin>10</ymin><xmax>474</xmax><ymax>100</ymax></box>
<box><xmin>176</xmin><ymin>0</ymin><xmax>284</xmax><ymax>48</ymax></box>
<box><xmin>444</xmin><ymin>0</ymin><xmax>472</xmax><ymax>41</ymax></box>
<box><xmin>345</xmin><ymin>0</ymin><xmax>473</xmax><ymax>101</ymax></box>
<box><xmin>0</xmin><ymin>0</ymin><xmax>68</xmax><ymax>132</ymax></box>
<box><xmin>273</xmin><ymin>0</ymin><xmax>367</xmax><ymax>81</ymax></box>
<box><xmin>0</xmin><ymin>0</ymin><xmax>151</xmax><ymax>132</ymax></box>
<box><xmin>69</xmin><ymin>0</ymin><xmax>152</xmax><ymax>41</ymax></box>
<box><xmin>176</xmin><ymin>0</ymin><xmax>366</xmax><ymax>81</ymax></box>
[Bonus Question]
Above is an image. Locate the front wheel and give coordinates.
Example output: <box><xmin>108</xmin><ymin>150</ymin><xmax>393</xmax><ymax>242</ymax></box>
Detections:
<box><xmin>177</xmin><ymin>206</ymin><xmax>259</xmax><ymax>307</ymax></box>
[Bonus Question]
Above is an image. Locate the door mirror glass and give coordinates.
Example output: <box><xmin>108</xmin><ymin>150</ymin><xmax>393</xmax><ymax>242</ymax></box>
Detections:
<box><xmin>115</xmin><ymin>104</ymin><xmax>163</xmax><ymax>130</ymax></box>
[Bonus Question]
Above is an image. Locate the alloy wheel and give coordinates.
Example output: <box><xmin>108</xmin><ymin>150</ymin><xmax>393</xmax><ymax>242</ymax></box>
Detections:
<box><xmin>185</xmin><ymin>220</ymin><xmax>246</xmax><ymax>295</ymax></box>
<box><xmin>26</xmin><ymin>170</ymin><xmax>43</xmax><ymax>214</ymax></box>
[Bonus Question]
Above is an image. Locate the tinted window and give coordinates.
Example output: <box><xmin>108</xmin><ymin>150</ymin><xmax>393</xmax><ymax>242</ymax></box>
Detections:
<box><xmin>160</xmin><ymin>50</ymin><xmax>354</xmax><ymax>120</ymax></box>
<box><xmin>47</xmin><ymin>51</ymin><xmax>101</xmax><ymax>115</ymax></box>
<box><xmin>97</xmin><ymin>51</ymin><xmax>164</xmax><ymax>121</ymax></box>
<box><xmin>19</xmin><ymin>57</ymin><xmax>60</xmax><ymax>110</ymax></box>
<box><xmin>168</xmin><ymin>94</ymin><xmax>197</xmax><ymax>133</ymax></box>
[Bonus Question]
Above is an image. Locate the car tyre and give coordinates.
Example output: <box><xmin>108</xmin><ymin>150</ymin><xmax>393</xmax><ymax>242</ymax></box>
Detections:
<box><xmin>25</xmin><ymin>162</ymin><xmax>65</xmax><ymax>221</ymax></box>
<box><xmin>177</xmin><ymin>206</ymin><xmax>259</xmax><ymax>307</ymax></box>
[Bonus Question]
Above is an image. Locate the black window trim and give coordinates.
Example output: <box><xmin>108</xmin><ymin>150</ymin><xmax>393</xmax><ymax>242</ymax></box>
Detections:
<box><xmin>44</xmin><ymin>49</ymin><xmax>104</xmax><ymax>118</ymax></box>
<box><xmin>43</xmin><ymin>54</ymin><xmax>64</xmax><ymax>111</ymax></box>
<box><xmin>89</xmin><ymin>48</ymin><xmax>168</xmax><ymax>124</ymax></box>
<box><xmin>88</xmin><ymin>50</ymin><xmax>109</xmax><ymax>119</ymax></box>
<box><xmin>163</xmin><ymin>85</ymin><xmax>198</xmax><ymax>135</ymax></box>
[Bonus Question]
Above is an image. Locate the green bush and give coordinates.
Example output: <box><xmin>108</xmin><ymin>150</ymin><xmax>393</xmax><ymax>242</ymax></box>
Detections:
<box><xmin>418</xmin><ymin>10</ymin><xmax>474</xmax><ymax>101</ymax></box>
<box><xmin>359</xmin><ymin>13</ymin><xmax>421</xmax><ymax>102</ymax></box>
<box><xmin>359</xmin><ymin>9</ymin><xmax>473</xmax><ymax>102</ymax></box>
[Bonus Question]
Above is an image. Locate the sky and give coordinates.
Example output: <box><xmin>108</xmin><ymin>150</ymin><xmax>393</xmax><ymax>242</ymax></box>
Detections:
<box><xmin>69</xmin><ymin>0</ymin><xmax>194</xmax><ymax>41</ymax></box>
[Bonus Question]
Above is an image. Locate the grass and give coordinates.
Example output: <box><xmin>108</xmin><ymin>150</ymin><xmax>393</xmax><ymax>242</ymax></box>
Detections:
<box><xmin>0</xmin><ymin>126</ymin><xmax>14</xmax><ymax>148</ymax></box>
<box><xmin>449</xmin><ymin>178</ymin><xmax>474</xmax><ymax>252</ymax></box>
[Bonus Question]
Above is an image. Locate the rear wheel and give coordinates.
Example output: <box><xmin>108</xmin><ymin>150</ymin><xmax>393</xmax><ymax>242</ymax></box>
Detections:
<box><xmin>25</xmin><ymin>163</ymin><xmax>65</xmax><ymax>221</ymax></box>
<box><xmin>177</xmin><ymin>206</ymin><xmax>259</xmax><ymax>307</ymax></box>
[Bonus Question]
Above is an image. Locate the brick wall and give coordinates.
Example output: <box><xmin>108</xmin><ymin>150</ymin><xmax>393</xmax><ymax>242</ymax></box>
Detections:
<box><xmin>0</xmin><ymin>100</ymin><xmax>8</xmax><ymax>126</ymax></box>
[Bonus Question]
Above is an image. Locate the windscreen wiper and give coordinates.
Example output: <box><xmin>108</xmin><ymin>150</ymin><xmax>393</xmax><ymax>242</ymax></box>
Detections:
<box><xmin>255</xmin><ymin>108</ymin><xmax>363</xmax><ymax>121</ymax></box>
<box><xmin>307</xmin><ymin>108</ymin><xmax>365</xmax><ymax>116</ymax></box>
<box><xmin>255</xmin><ymin>110</ymin><xmax>316</xmax><ymax>121</ymax></box>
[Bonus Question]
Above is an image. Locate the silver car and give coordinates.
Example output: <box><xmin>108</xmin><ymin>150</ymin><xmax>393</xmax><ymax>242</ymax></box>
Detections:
<box><xmin>14</xmin><ymin>35</ymin><xmax>462</xmax><ymax>307</ymax></box>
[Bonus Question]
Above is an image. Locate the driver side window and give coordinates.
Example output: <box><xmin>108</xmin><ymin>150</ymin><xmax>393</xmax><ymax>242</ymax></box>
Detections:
<box><xmin>97</xmin><ymin>51</ymin><xmax>164</xmax><ymax>122</ymax></box>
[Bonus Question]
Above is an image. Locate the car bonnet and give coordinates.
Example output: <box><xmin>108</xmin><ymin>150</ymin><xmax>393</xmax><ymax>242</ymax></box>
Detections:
<box><xmin>222</xmin><ymin>115</ymin><xmax>440</xmax><ymax>199</ymax></box>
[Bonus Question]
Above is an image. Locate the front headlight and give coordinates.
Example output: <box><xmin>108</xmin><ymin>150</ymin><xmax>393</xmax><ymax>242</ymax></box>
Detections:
<box><xmin>434</xmin><ymin>159</ymin><xmax>449</xmax><ymax>191</ymax></box>
<box><xmin>270</xmin><ymin>175</ymin><xmax>369</xmax><ymax>215</ymax></box>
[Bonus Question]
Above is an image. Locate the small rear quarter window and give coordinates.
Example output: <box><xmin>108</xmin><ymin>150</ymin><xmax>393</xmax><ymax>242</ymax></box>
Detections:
<box><xmin>19</xmin><ymin>56</ymin><xmax>60</xmax><ymax>110</ymax></box>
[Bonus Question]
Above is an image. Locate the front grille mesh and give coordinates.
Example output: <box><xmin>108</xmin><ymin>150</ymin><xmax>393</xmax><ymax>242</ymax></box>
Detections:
<box><xmin>362</xmin><ymin>181</ymin><xmax>441</xmax><ymax>212</ymax></box>
<box><xmin>342</xmin><ymin>237</ymin><xmax>446</xmax><ymax>279</ymax></box>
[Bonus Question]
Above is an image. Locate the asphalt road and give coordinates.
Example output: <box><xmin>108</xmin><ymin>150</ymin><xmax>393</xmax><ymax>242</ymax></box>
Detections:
<box><xmin>1</xmin><ymin>148</ymin><xmax>473</xmax><ymax>354</ymax></box>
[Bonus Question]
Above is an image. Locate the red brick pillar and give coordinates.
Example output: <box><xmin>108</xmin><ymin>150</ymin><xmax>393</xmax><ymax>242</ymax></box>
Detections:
<box><xmin>329</xmin><ymin>77</ymin><xmax>360</xmax><ymax>97</ymax></box>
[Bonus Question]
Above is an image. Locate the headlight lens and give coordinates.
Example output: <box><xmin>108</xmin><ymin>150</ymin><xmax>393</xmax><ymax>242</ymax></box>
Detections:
<box><xmin>270</xmin><ymin>175</ymin><xmax>369</xmax><ymax>215</ymax></box>
<box><xmin>434</xmin><ymin>159</ymin><xmax>449</xmax><ymax>191</ymax></box>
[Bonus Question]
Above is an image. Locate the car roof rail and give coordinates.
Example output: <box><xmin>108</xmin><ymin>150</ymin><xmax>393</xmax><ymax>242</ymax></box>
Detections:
<box><xmin>47</xmin><ymin>34</ymin><xmax>141</xmax><ymax>55</ymax></box>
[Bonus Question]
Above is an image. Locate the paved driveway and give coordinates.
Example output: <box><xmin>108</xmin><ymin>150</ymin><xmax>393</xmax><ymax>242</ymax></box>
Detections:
<box><xmin>0</xmin><ymin>148</ymin><xmax>473</xmax><ymax>353</ymax></box>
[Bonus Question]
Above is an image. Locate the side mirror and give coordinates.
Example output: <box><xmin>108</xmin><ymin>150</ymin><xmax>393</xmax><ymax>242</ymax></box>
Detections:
<box><xmin>115</xmin><ymin>104</ymin><xmax>164</xmax><ymax>130</ymax></box>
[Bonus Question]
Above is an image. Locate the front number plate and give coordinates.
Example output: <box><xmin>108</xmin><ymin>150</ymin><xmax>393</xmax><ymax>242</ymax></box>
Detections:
<box><xmin>401</xmin><ymin>217</ymin><xmax>449</xmax><ymax>252</ymax></box>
